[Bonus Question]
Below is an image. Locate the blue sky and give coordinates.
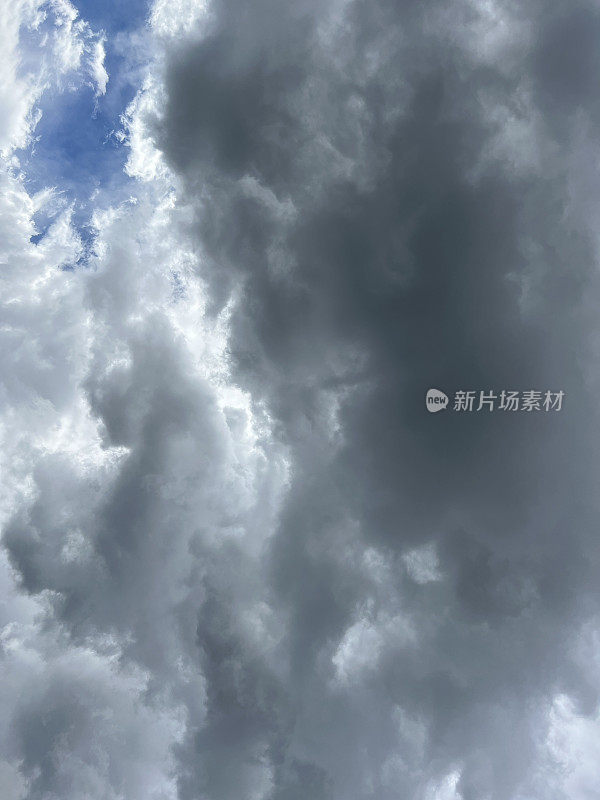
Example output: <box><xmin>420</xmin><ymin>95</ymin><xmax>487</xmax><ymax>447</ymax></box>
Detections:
<box><xmin>21</xmin><ymin>0</ymin><xmax>150</xmax><ymax>241</ymax></box>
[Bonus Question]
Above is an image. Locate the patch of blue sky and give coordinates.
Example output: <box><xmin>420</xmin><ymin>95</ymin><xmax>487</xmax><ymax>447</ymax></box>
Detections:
<box><xmin>22</xmin><ymin>0</ymin><xmax>150</xmax><ymax>260</ymax></box>
<box><xmin>74</xmin><ymin>0</ymin><xmax>149</xmax><ymax>35</ymax></box>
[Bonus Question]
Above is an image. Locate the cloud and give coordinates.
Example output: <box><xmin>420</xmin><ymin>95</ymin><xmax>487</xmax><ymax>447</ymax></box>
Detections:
<box><xmin>0</xmin><ymin>0</ymin><xmax>107</xmax><ymax>156</ymax></box>
<box><xmin>3</xmin><ymin>0</ymin><xmax>600</xmax><ymax>799</ymax></box>
<box><xmin>146</xmin><ymin>0</ymin><xmax>600</xmax><ymax>795</ymax></box>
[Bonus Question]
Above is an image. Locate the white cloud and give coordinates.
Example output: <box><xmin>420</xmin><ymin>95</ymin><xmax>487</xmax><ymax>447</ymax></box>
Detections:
<box><xmin>4</xmin><ymin>0</ymin><xmax>600</xmax><ymax>798</ymax></box>
<box><xmin>0</xmin><ymin>0</ymin><xmax>107</xmax><ymax>157</ymax></box>
<box><xmin>149</xmin><ymin>0</ymin><xmax>211</xmax><ymax>40</ymax></box>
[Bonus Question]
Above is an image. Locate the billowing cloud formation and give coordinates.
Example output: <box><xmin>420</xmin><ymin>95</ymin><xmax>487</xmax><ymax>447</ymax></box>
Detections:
<box><xmin>3</xmin><ymin>0</ymin><xmax>600</xmax><ymax>799</ymax></box>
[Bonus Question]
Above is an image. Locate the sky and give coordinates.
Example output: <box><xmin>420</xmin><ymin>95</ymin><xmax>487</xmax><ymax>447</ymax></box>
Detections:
<box><xmin>2</xmin><ymin>1</ymin><xmax>600</xmax><ymax>799</ymax></box>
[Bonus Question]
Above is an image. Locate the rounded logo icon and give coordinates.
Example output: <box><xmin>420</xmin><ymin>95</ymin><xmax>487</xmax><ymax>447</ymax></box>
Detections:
<box><xmin>426</xmin><ymin>388</ymin><xmax>448</xmax><ymax>412</ymax></box>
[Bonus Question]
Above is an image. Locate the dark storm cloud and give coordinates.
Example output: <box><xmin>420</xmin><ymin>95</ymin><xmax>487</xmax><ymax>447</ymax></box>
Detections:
<box><xmin>4</xmin><ymin>0</ymin><xmax>600</xmax><ymax>798</ymax></box>
<box><xmin>147</xmin><ymin>0</ymin><xmax>600</xmax><ymax>796</ymax></box>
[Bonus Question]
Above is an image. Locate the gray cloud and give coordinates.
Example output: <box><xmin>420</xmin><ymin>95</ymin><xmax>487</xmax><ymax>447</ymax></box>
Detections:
<box><xmin>4</xmin><ymin>0</ymin><xmax>600</xmax><ymax>798</ymax></box>
<box><xmin>149</xmin><ymin>0</ymin><xmax>600</xmax><ymax>796</ymax></box>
